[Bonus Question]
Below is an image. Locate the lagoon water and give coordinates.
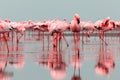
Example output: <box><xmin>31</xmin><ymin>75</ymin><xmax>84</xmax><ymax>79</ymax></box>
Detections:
<box><xmin>0</xmin><ymin>31</ymin><xmax>120</xmax><ymax>80</ymax></box>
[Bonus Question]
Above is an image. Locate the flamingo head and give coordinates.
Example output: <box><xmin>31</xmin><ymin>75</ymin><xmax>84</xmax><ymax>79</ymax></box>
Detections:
<box><xmin>74</xmin><ymin>14</ymin><xmax>80</xmax><ymax>24</ymax></box>
<box><xmin>105</xmin><ymin>17</ymin><xmax>110</xmax><ymax>21</ymax></box>
<box><xmin>104</xmin><ymin>17</ymin><xmax>110</xmax><ymax>26</ymax></box>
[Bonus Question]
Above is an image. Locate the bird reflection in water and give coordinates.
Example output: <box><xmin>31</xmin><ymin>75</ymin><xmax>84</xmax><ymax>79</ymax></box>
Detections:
<box><xmin>0</xmin><ymin>54</ymin><xmax>13</xmax><ymax>80</ymax></box>
<box><xmin>70</xmin><ymin>49</ymin><xmax>82</xmax><ymax>80</ymax></box>
<box><xmin>37</xmin><ymin>48</ymin><xmax>67</xmax><ymax>80</ymax></box>
<box><xmin>95</xmin><ymin>44</ymin><xmax>115</xmax><ymax>78</ymax></box>
<box><xmin>70</xmin><ymin>35</ymin><xmax>82</xmax><ymax>80</ymax></box>
<box><xmin>9</xmin><ymin>53</ymin><xmax>25</xmax><ymax>69</ymax></box>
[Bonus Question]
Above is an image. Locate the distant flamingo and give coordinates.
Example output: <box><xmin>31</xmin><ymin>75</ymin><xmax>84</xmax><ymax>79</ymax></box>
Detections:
<box><xmin>10</xmin><ymin>21</ymin><xmax>34</xmax><ymax>43</ymax></box>
<box><xmin>0</xmin><ymin>19</ymin><xmax>13</xmax><ymax>53</ymax></box>
<box><xmin>80</xmin><ymin>21</ymin><xmax>95</xmax><ymax>41</ymax></box>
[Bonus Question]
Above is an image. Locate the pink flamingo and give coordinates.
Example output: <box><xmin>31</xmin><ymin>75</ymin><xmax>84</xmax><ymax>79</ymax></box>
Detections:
<box><xmin>94</xmin><ymin>17</ymin><xmax>115</xmax><ymax>45</ymax></box>
<box><xmin>80</xmin><ymin>21</ymin><xmax>95</xmax><ymax>41</ymax></box>
<box><xmin>10</xmin><ymin>21</ymin><xmax>34</xmax><ymax>43</ymax></box>
<box><xmin>115</xmin><ymin>20</ymin><xmax>120</xmax><ymax>39</ymax></box>
<box><xmin>0</xmin><ymin>19</ymin><xmax>13</xmax><ymax>53</ymax></box>
<box><xmin>33</xmin><ymin>20</ymin><xmax>55</xmax><ymax>50</ymax></box>
<box><xmin>48</xmin><ymin>19</ymin><xmax>69</xmax><ymax>50</ymax></box>
<box><xmin>70</xmin><ymin>14</ymin><xmax>81</xmax><ymax>42</ymax></box>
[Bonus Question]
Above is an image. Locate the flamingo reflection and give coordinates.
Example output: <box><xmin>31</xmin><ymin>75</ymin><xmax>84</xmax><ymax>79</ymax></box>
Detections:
<box><xmin>9</xmin><ymin>54</ymin><xmax>25</xmax><ymax>69</ymax></box>
<box><xmin>70</xmin><ymin>35</ymin><xmax>82</xmax><ymax>80</ymax></box>
<box><xmin>70</xmin><ymin>49</ymin><xmax>82</xmax><ymax>80</ymax></box>
<box><xmin>37</xmin><ymin>50</ymin><xmax>67</xmax><ymax>80</ymax></box>
<box><xmin>0</xmin><ymin>54</ymin><xmax>13</xmax><ymax>80</ymax></box>
<box><xmin>95</xmin><ymin>44</ymin><xmax>115</xmax><ymax>77</ymax></box>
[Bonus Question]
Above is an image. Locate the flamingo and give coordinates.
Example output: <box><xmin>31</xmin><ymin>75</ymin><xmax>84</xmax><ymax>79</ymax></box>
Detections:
<box><xmin>48</xmin><ymin>19</ymin><xmax>69</xmax><ymax>50</ymax></box>
<box><xmin>0</xmin><ymin>19</ymin><xmax>13</xmax><ymax>53</ymax></box>
<box><xmin>10</xmin><ymin>21</ymin><xmax>34</xmax><ymax>43</ymax></box>
<box><xmin>70</xmin><ymin>13</ymin><xmax>81</xmax><ymax>42</ymax></box>
<box><xmin>80</xmin><ymin>21</ymin><xmax>95</xmax><ymax>41</ymax></box>
<box><xmin>115</xmin><ymin>20</ymin><xmax>120</xmax><ymax>40</ymax></box>
<box><xmin>94</xmin><ymin>17</ymin><xmax>115</xmax><ymax>45</ymax></box>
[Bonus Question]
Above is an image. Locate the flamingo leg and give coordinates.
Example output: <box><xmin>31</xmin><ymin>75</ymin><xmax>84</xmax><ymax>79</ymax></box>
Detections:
<box><xmin>52</xmin><ymin>33</ymin><xmax>58</xmax><ymax>52</ymax></box>
<box><xmin>43</xmin><ymin>32</ymin><xmax>44</xmax><ymax>51</ymax></box>
<box><xmin>3</xmin><ymin>33</ymin><xmax>9</xmax><ymax>53</ymax></box>
<box><xmin>82</xmin><ymin>31</ymin><xmax>84</xmax><ymax>44</ymax></box>
<box><xmin>62</xmin><ymin>33</ymin><xmax>69</xmax><ymax>47</ymax></box>
<box><xmin>17</xmin><ymin>34</ymin><xmax>23</xmax><ymax>43</ymax></box>
<box><xmin>47</xmin><ymin>35</ymin><xmax>50</xmax><ymax>51</ymax></box>
<box><xmin>99</xmin><ymin>32</ymin><xmax>108</xmax><ymax>46</ymax></box>
<box><xmin>59</xmin><ymin>33</ymin><xmax>61</xmax><ymax>52</ymax></box>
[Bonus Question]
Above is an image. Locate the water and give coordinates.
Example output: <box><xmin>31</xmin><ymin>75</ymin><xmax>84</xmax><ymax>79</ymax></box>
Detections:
<box><xmin>0</xmin><ymin>31</ymin><xmax>120</xmax><ymax>80</ymax></box>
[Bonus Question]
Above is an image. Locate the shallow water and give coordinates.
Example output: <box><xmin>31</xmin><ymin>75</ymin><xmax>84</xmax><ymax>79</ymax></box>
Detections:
<box><xmin>0</xmin><ymin>31</ymin><xmax>120</xmax><ymax>80</ymax></box>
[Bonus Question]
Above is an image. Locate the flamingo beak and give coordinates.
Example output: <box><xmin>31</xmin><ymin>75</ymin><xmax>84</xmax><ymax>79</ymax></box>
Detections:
<box><xmin>112</xmin><ymin>22</ymin><xmax>115</xmax><ymax>28</ymax></box>
<box><xmin>77</xmin><ymin>18</ymin><xmax>80</xmax><ymax>24</ymax></box>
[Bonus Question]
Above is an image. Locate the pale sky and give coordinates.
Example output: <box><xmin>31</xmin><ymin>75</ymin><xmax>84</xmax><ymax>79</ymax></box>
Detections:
<box><xmin>2</xmin><ymin>0</ymin><xmax>120</xmax><ymax>80</ymax></box>
<box><xmin>0</xmin><ymin>0</ymin><xmax>120</xmax><ymax>22</ymax></box>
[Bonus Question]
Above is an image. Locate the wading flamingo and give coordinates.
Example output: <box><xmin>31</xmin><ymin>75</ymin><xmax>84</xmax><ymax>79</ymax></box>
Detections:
<box><xmin>10</xmin><ymin>21</ymin><xmax>34</xmax><ymax>43</ymax></box>
<box><xmin>0</xmin><ymin>19</ymin><xmax>14</xmax><ymax>53</ymax></box>
<box><xmin>80</xmin><ymin>21</ymin><xmax>95</xmax><ymax>41</ymax></box>
<box><xmin>70</xmin><ymin>14</ymin><xmax>81</xmax><ymax>42</ymax></box>
<box><xmin>48</xmin><ymin>19</ymin><xmax>69</xmax><ymax>50</ymax></box>
<box><xmin>94</xmin><ymin>17</ymin><xmax>115</xmax><ymax>45</ymax></box>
